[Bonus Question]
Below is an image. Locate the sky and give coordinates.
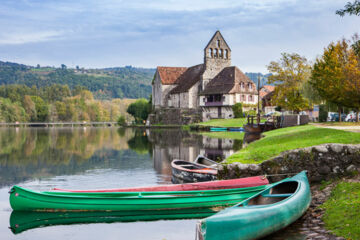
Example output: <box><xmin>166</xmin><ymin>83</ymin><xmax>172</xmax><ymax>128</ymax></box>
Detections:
<box><xmin>0</xmin><ymin>0</ymin><xmax>359</xmax><ymax>72</ymax></box>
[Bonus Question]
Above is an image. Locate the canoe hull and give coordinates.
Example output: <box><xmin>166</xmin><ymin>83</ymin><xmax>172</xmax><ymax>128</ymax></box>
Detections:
<box><xmin>171</xmin><ymin>159</ymin><xmax>217</xmax><ymax>183</ymax></box>
<box><xmin>53</xmin><ymin>176</ymin><xmax>268</xmax><ymax>193</ymax></box>
<box><xmin>9</xmin><ymin>185</ymin><xmax>268</xmax><ymax>212</ymax></box>
<box><xmin>197</xmin><ymin>171</ymin><xmax>311</xmax><ymax>240</ymax></box>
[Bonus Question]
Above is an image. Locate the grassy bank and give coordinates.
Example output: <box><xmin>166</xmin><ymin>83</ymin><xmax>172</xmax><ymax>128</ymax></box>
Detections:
<box><xmin>226</xmin><ymin>125</ymin><xmax>360</xmax><ymax>164</ymax></box>
<box><xmin>195</xmin><ymin>118</ymin><xmax>248</xmax><ymax>127</ymax></box>
<box><xmin>321</xmin><ymin>182</ymin><xmax>360</xmax><ymax>240</ymax></box>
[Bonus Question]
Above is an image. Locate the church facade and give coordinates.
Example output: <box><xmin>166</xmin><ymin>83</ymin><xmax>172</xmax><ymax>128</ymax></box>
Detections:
<box><xmin>152</xmin><ymin>31</ymin><xmax>258</xmax><ymax>121</ymax></box>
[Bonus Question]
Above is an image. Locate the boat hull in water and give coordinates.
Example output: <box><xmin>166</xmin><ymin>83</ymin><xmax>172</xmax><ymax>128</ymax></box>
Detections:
<box><xmin>171</xmin><ymin>160</ymin><xmax>217</xmax><ymax>183</ymax></box>
<box><xmin>196</xmin><ymin>171</ymin><xmax>311</xmax><ymax>240</ymax></box>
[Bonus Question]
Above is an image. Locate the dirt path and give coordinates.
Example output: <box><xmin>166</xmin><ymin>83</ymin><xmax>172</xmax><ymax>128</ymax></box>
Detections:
<box><xmin>311</xmin><ymin>123</ymin><xmax>360</xmax><ymax>133</ymax></box>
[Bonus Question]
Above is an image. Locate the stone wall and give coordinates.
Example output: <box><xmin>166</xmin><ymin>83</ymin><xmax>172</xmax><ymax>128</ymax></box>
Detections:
<box><xmin>218</xmin><ymin>144</ymin><xmax>360</xmax><ymax>182</ymax></box>
<box><xmin>149</xmin><ymin>108</ymin><xmax>202</xmax><ymax>125</ymax></box>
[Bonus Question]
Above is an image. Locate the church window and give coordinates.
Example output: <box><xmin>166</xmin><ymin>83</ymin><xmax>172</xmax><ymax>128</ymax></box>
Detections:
<box><xmin>220</xmin><ymin>49</ymin><xmax>223</xmax><ymax>58</ymax></box>
<box><xmin>217</xmin><ymin>40</ymin><xmax>220</xmax><ymax>48</ymax></box>
<box><xmin>209</xmin><ymin>48</ymin><xmax>213</xmax><ymax>58</ymax></box>
<box><xmin>225</xmin><ymin>49</ymin><xmax>228</xmax><ymax>59</ymax></box>
<box><xmin>214</xmin><ymin>49</ymin><xmax>218</xmax><ymax>58</ymax></box>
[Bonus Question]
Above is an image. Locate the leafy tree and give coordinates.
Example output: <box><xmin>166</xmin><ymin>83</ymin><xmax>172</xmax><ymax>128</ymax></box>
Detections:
<box><xmin>23</xmin><ymin>95</ymin><xmax>37</xmax><ymax>121</ymax></box>
<box><xmin>55</xmin><ymin>101</ymin><xmax>67</xmax><ymax>121</ymax></box>
<box><xmin>319</xmin><ymin>105</ymin><xmax>328</xmax><ymax>122</ymax></box>
<box><xmin>127</xmin><ymin>98</ymin><xmax>150</xmax><ymax>123</ymax></box>
<box><xmin>117</xmin><ymin>115</ymin><xmax>126</xmax><ymax>126</ymax></box>
<box><xmin>311</xmin><ymin>38</ymin><xmax>360</xmax><ymax>122</ymax></box>
<box><xmin>336</xmin><ymin>1</ymin><xmax>360</xmax><ymax>16</ymax></box>
<box><xmin>232</xmin><ymin>103</ymin><xmax>243</xmax><ymax>118</ymax></box>
<box><xmin>267</xmin><ymin>53</ymin><xmax>311</xmax><ymax>113</ymax></box>
<box><xmin>30</xmin><ymin>96</ymin><xmax>49</xmax><ymax>121</ymax></box>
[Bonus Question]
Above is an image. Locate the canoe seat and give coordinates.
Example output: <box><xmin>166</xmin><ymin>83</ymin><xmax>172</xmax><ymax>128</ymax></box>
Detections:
<box><xmin>262</xmin><ymin>193</ymin><xmax>292</xmax><ymax>198</ymax></box>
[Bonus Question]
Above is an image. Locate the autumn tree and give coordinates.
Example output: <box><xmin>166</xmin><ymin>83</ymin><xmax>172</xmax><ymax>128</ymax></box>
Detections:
<box><xmin>311</xmin><ymin>38</ymin><xmax>360</xmax><ymax>122</ymax></box>
<box><xmin>267</xmin><ymin>53</ymin><xmax>311</xmax><ymax>113</ymax></box>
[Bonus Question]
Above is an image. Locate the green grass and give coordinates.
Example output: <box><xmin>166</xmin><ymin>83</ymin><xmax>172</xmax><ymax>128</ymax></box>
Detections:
<box><xmin>196</xmin><ymin>118</ymin><xmax>248</xmax><ymax>127</ymax></box>
<box><xmin>226</xmin><ymin>125</ymin><xmax>360</xmax><ymax>164</ymax></box>
<box><xmin>321</xmin><ymin>182</ymin><xmax>360</xmax><ymax>240</ymax></box>
<box><xmin>199</xmin><ymin>131</ymin><xmax>245</xmax><ymax>140</ymax></box>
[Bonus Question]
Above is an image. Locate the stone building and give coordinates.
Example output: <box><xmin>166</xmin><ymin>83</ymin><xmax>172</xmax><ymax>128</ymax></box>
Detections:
<box><xmin>152</xmin><ymin>31</ymin><xmax>258</xmax><ymax>122</ymax></box>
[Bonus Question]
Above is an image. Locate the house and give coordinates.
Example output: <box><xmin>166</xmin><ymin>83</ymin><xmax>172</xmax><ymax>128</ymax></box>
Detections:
<box><xmin>260</xmin><ymin>85</ymin><xmax>276</xmax><ymax>114</ymax></box>
<box><xmin>152</xmin><ymin>31</ymin><xmax>258</xmax><ymax>122</ymax></box>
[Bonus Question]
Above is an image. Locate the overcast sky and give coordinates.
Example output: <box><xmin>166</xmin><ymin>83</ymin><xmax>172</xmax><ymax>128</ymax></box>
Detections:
<box><xmin>0</xmin><ymin>0</ymin><xmax>359</xmax><ymax>72</ymax></box>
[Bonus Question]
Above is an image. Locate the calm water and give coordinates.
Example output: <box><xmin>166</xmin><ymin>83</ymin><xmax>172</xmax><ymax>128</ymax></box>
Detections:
<box><xmin>0</xmin><ymin>127</ymin><xmax>305</xmax><ymax>240</ymax></box>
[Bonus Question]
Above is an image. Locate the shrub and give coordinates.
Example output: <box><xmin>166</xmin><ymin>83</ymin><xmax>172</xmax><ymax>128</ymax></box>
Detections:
<box><xmin>232</xmin><ymin>103</ymin><xmax>243</xmax><ymax>118</ymax></box>
<box><xmin>319</xmin><ymin>104</ymin><xmax>328</xmax><ymax>122</ymax></box>
<box><xmin>117</xmin><ymin>115</ymin><xmax>126</xmax><ymax>126</ymax></box>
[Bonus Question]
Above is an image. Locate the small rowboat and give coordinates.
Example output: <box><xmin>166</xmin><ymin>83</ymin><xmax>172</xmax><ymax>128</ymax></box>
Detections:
<box><xmin>10</xmin><ymin>208</ymin><xmax>218</xmax><ymax>234</ymax></box>
<box><xmin>53</xmin><ymin>175</ymin><xmax>268</xmax><ymax>193</ymax></box>
<box><xmin>228</xmin><ymin>128</ymin><xmax>244</xmax><ymax>132</ymax></box>
<box><xmin>210</xmin><ymin>127</ymin><xmax>227</xmax><ymax>132</ymax></box>
<box><xmin>196</xmin><ymin>171</ymin><xmax>311</xmax><ymax>240</ymax></box>
<box><xmin>194</xmin><ymin>155</ymin><xmax>218</xmax><ymax>167</ymax></box>
<box><xmin>9</xmin><ymin>184</ymin><xmax>269</xmax><ymax>212</ymax></box>
<box><xmin>171</xmin><ymin>160</ymin><xmax>217</xmax><ymax>183</ymax></box>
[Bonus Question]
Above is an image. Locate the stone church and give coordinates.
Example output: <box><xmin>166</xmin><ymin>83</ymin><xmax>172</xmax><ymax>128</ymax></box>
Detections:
<box><xmin>152</xmin><ymin>31</ymin><xmax>258</xmax><ymax>122</ymax></box>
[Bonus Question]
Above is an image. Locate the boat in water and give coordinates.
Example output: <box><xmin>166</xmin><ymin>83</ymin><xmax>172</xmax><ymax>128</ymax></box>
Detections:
<box><xmin>53</xmin><ymin>175</ymin><xmax>268</xmax><ymax>193</ymax></box>
<box><xmin>9</xmin><ymin>183</ymin><xmax>269</xmax><ymax>212</ymax></box>
<box><xmin>171</xmin><ymin>159</ymin><xmax>217</xmax><ymax>183</ymax></box>
<box><xmin>196</xmin><ymin>171</ymin><xmax>311</xmax><ymax>240</ymax></box>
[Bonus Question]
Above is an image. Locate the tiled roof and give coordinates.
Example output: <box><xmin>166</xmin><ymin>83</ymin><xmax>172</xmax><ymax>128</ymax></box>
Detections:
<box><xmin>260</xmin><ymin>85</ymin><xmax>275</xmax><ymax>98</ymax></box>
<box><xmin>169</xmin><ymin>64</ymin><xmax>205</xmax><ymax>94</ymax></box>
<box><xmin>200</xmin><ymin>66</ymin><xmax>256</xmax><ymax>95</ymax></box>
<box><xmin>157</xmin><ymin>66</ymin><xmax>187</xmax><ymax>85</ymax></box>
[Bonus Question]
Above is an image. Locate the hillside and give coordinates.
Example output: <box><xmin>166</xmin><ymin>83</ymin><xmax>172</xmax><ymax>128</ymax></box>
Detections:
<box><xmin>0</xmin><ymin>61</ymin><xmax>155</xmax><ymax>99</ymax></box>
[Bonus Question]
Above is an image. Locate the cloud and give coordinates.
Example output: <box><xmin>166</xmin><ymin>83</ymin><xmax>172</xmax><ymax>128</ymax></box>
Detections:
<box><xmin>0</xmin><ymin>31</ymin><xmax>66</xmax><ymax>45</ymax></box>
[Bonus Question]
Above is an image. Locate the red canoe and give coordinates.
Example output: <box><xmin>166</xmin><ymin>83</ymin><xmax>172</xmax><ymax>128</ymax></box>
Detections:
<box><xmin>52</xmin><ymin>176</ymin><xmax>269</xmax><ymax>193</ymax></box>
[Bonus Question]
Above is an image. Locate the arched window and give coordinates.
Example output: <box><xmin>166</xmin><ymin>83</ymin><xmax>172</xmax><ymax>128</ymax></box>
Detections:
<box><xmin>217</xmin><ymin>40</ymin><xmax>220</xmax><ymax>48</ymax></box>
<box><xmin>209</xmin><ymin>48</ymin><xmax>213</xmax><ymax>58</ymax></box>
<box><xmin>220</xmin><ymin>49</ymin><xmax>223</xmax><ymax>58</ymax></box>
<box><xmin>214</xmin><ymin>49</ymin><xmax>218</xmax><ymax>58</ymax></box>
<box><xmin>225</xmin><ymin>49</ymin><xmax>228</xmax><ymax>59</ymax></box>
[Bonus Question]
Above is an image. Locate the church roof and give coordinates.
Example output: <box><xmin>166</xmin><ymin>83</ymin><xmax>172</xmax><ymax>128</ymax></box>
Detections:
<box><xmin>157</xmin><ymin>66</ymin><xmax>187</xmax><ymax>85</ymax></box>
<box><xmin>204</xmin><ymin>30</ymin><xmax>231</xmax><ymax>51</ymax></box>
<box><xmin>200</xmin><ymin>66</ymin><xmax>256</xmax><ymax>95</ymax></box>
<box><xmin>169</xmin><ymin>64</ymin><xmax>205</xmax><ymax>94</ymax></box>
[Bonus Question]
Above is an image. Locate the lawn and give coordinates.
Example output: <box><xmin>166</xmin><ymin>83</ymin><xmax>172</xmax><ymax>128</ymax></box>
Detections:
<box><xmin>321</xmin><ymin>182</ymin><xmax>360</xmax><ymax>240</ymax></box>
<box><xmin>226</xmin><ymin>125</ymin><xmax>360</xmax><ymax>164</ymax></box>
<box><xmin>196</xmin><ymin>118</ymin><xmax>248</xmax><ymax>127</ymax></box>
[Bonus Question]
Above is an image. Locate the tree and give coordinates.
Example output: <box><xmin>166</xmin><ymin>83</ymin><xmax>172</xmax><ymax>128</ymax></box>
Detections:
<box><xmin>127</xmin><ymin>98</ymin><xmax>150</xmax><ymax>123</ymax></box>
<box><xmin>23</xmin><ymin>95</ymin><xmax>37</xmax><ymax>121</ymax></box>
<box><xmin>311</xmin><ymin>38</ymin><xmax>360</xmax><ymax>122</ymax></box>
<box><xmin>267</xmin><ymin>53</ymin><xmax>311</xmax><ymax>113</ymax></box>
<box><xmin>232</xmin><ymin>103</ymin><xmax>243</xmax><ymax>118</ymax></box>
<box><xmin>30</xmin><ymin>96</ymin><xmax>49</xmax><ymax>122</ymax></box>
<box><xmin>117</xmin><ymin>115</ymin><xmax>126</xmax><ymax>126</ymax></box>
<box><xmin>336</xmin><ymin>1</ymin><xmax>360</xmax><ymax>16</ymax></box>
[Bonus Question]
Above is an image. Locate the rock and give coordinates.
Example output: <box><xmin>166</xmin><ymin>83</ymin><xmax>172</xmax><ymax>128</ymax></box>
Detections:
<box><xmin>330</xmin><ymin>144</ymin><xmax>343</xmax><ymax>153</ymax></box>
<box><xmin>248</xmin><ymin>164</ymin><xmax>261</xmax><ymax>172</ymax></box>
<box><xmin>314</xmin><ymin>145</ymin><xmax>328</xmax><ymax>153</ymax></box>
<box><xmin>346</xmin><ymin>164</ymin><xmax>356</xmax><ymax>172</ymax></box>
<box><xmin>318</xmin><ymin>165</ymin><xmax>331</xmax><ymax>175</ymax></box>
<box><xmin>332</xmin><ymin>166</ymin><xmax>341</xmax><ymax>174</ymax></box>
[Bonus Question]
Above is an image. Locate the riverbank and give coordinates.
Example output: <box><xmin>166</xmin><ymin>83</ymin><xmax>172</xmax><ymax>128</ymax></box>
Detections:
<box><xmin>226</xmin><ymin>125</ymin><xmax>360</xmax><ymax>164</ymax></box>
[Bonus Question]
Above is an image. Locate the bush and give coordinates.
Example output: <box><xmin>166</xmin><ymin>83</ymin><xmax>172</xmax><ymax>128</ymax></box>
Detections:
<box><xmin>319</xmin><ymin>104</ymin><xmax>328</xmax><ymax>122</ymax></box>
<box><xmin>232</xmin><ymin>103</ymin><xmax>243</xmax><ymax>118</ymax></box>
<box><xmin>117</xmin><ymin>115</ymin><xmax>126</xmax><ymax>126</ymax></box>
<box><xmin>127</xmin><ymin>98</ymin><xmax>151</xmax><ymax>124</ymax></box>
<box><xmin>244</xmin><ymin>110</ymin><xmax>257</xmax><ymax>117</ymax></box>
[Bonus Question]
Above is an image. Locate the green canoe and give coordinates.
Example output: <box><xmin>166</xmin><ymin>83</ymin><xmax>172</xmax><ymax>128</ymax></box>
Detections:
<box><xmin>196</xmin><ymin>171</ymin><xmax>311</xmax><ymax>240</ymax></box>
<box><xmin>10</xmin><ymin>208</ymin><xmax>218</xmax><ymax>234</ymax></box>
<box><xmin>9</xmin><ymin>184</ymin><xmax>268</xmax><ymax>212</ymax></box>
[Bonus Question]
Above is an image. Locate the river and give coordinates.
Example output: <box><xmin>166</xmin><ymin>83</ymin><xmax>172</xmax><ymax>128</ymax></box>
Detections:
<box><xmin>0</xmin><ymin>127</ymin><xmax>305</xmax><ymax>240</ymax></box>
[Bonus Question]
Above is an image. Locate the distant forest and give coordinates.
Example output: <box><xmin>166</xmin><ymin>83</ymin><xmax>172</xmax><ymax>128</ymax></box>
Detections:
<box><xmin>0</xmin><ymin>61</ymin><xmax>155</xmax><ymax>100</ymax></box>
